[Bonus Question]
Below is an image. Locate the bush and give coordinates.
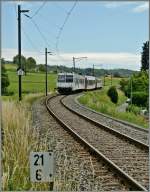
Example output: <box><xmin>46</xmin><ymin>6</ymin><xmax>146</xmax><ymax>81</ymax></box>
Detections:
<box><xmin>2</xmin><ymin>62</ymin><xmax>10</xmax><ymax>95</ymax></box>
<box><xmin>132</xmin><ymin>91</ymin><xmax>148</xmax><ymax>107</ymax></box>
<box><xmin>107</xmin><ymin>86</ymin><xmax>118</xmax><ymax>104</ymax></box>
<box><xmin>113</xmin><ymin>72</ymin><xmax>121</xmax><ymax>77</ymax></box>
<box><xmin>126</xmin><ymin>104</ymin><xmax>140</xmax><ymax>115</ymax></box>
<box><xmin>120</xmin><ymin>71</ymin><xmax>148</xmax><ymax>102</ymax></box>
<box><xmin>119</xmin><ymin>79</ymin><xmax>128</xmax><ymax>92</ymax></box>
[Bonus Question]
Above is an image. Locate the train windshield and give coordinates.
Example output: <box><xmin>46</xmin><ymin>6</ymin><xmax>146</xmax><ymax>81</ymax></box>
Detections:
<box><xmin>58</xmin><ymin>75</ymin><xmax>65</xmax><ymax>82</ymax></box>
<box><xmin>66</xmin><ymin>75</ymin><xmax>73</xmax><ymax>82</ymax></box>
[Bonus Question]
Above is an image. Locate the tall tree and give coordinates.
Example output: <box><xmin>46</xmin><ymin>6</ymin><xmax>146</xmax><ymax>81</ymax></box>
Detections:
<box><xmin>1</xmin><ymin>58</ymin><xmax>10</xmax><ymax>94</ymax></box>
<box><xmin>38</xmin><ymin>64</ymin><xmax>45</xmax><ymax>72</ymax></box>
<box><xmin>13</xmin><ymin>54</ymin><xmax>26</xmax><ymax>70</ymax></box>
<box><xmin>26</xmin><ymin>57</ymin><xmax>36</xmax><ymax>70</ymax></box>
<box><xmin>141</xmin><ymin>41</ymin><xmax>149</xmax><ymax>71</ymax></box>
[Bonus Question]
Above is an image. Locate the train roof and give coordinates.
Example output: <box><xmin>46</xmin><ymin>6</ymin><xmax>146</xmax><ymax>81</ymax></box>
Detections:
<box><xmin>58</xmin><ymin>73</ymin><xmax>101</xmax><ymax>80</ymax></box>
<box><xmin>58</xmin><ymin>72</ymin><xmax>84</xmax><ymax>78</ymax></box>
<box><xmin>58</xmin><ymin>72</ymin><xmax>74</xmax><ymax>75</ymax></box>
<box><xmin>85</xmin><ymin>75</ymin><xmax>96</xmax><ymax>80</ymax></box>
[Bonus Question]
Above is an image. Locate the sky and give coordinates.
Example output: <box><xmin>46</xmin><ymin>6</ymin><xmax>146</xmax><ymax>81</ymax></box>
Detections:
<box><xmin>1</xmin><ymin>1</ymin><xmax>149</xmax><ymax>70</ymax></box>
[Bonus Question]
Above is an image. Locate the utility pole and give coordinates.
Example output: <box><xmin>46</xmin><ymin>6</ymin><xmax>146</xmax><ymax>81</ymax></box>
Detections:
<box><xmin>130</xmin><ymin>77</ymin><xmax>132</xmax><ymax>105</ymax></box>
<box><xmin>92</xmin><ymin>64</ymin><xmax>103</xmax><ymax>77</ymax></box>
<box><xmin>45</xmin><ymin>48</ymin><xmax>52</xmax><ymax>96</ymax></box>
<box><xmin>45</xmin><ymin>48</ymin><xmax>48</xmax><ymax>96</ymax></box>
<box><xmin>73</xmin><ymin>57</ymin><xmax>75</xmax><ymax>73</ymax></box>
<box><xmin>72</xmin><ymin>56</ymin><xmax>87</xmax><ymax>73</ymax></box>
<box><xmin>18</xmin><ymin>5</ymin><xmax>29</xmax><ymax>101</ymax></box>
<box><xmin>111</xmin><ymin>73</ymin><xmax>112</xmax><ymax>86</ymax></box>
<box><xmin>93</xmin><ymin>64</ymin><xmax>94</xmax><ymax>76</ymax></box>
<box><xmin>104</xmin><ymin>74</ymin><xmax>105</xmax><ymax>86</ymax></box>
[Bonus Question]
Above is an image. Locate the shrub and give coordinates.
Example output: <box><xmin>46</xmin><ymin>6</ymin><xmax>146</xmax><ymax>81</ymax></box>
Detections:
<box><xmin>113</xmin><ymin>72</ymin><xmax>121</xmax><ymax>77</ymax></box>
<box><xmin>107</xmin><ymin>86</ymin><xmax>118</xmax><ymax>104</ymax></box>
<box><xmin>119</xmin><ymin>79</ymin><xmax>128</xmax><ymax>92</ymax></box>
<box><xmin>126</xmin><ymin>104</ymin><xmax>140</xmax><ymax>115</ymax></box>
<box><xmin>2</xmin><ymin>62</ymin><xmax>10</xmax><ymax>95</ymax></box>
<box><xmin>132</xmin><ymin>91</ymin><xmax>148</xmax><ymax>107</ymax></box>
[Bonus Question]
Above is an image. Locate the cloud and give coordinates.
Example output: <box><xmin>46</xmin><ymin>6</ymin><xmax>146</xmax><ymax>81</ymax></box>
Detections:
<box><xmin>2</xmin><ymin>48</ymin><xmax>141</xmax><ymax>71</ymax></box>
<box><xmin>132</xmin><ymin>2</ymin><xmax>149</xmax><ymax>13</ymax></box>
<box><xmin>104</xmin><ymin>2</ymin><xmax>148</xmax><ymax>13</ymax></box>
<box><xmin>104</xmin><ymin>2</ymin><xmax>137</xmax><ymax>9</ymax></box>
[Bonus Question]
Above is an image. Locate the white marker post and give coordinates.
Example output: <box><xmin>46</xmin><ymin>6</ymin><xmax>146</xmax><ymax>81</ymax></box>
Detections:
<box><xmin>30</xmin><ymin>151</ymin><xmax>54</xmax><ymax>190</ymax></box>
<box><xmin>17</xmin><ymin>68</ymin><xmax>24</xmax><ymax>76</ymax></box>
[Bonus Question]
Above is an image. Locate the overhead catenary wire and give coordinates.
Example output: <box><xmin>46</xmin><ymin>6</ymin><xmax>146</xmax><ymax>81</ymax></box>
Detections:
<box><xmin>14</xmin><ymin>4</ymin><xmax>44</xmax><ymax>56</ymax></box>
<box><xmin>23</xmin><ymin>15</ymin><xmax>69</xmax><ymax>64</ymax></box>
<box><xmin>22</xmin><ymin>26</ymin><xmax>43</xmax><ymax>54</ymax></box>
<box><xmin>22</xmin><ymin>27</ymin><xmax>69</xmax><ymax>65</ymax></box>
<box><xmin>13</xmin><ymin>3</ymin><xmax>62</xmax><ymax>65</ymax></box>
<box><xmin>52</xmin><ymin>2</ymin><xmax>68</xmax><ymax>14</ymax></box>
<box><xmin>30</xmin><ymin>1</ymin><xmax>47</xmax><ymax>18</ymax></box>
<box><xmin>24</xmin><ymin>14</ymin><xmax>54</xmax><ymax>51</ymax></box>
<box><xmin>55</xmin><ymin>1</ymin><xmax>78</xmax><ymax>56</ymax></box>
<box><xmin>13</xmin><ymin>3</ymin><xmax>17</xmax><ymax>18</ymax></box>
<box><xmin>14</xmin><ymin>2</ymin><xmax>76</xmax><ymax>66</ymax></box>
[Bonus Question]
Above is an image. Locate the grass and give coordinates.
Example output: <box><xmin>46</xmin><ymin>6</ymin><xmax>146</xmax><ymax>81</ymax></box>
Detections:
<box><xmin>7</xmin><ymin>71</ymin><xmax>57</xmax><ymax>96</ymax></box>
<box><xmin>78</xmin><ymin>87</ymin><xmax>148</xmax><ymax>128</ymax></box>
<box><xmin>2</xmin><ymin>64</ymin><xmax>52</xmax><ymax>189</ymax></box>
<box><xmin>3</xmin><ymin>64</ymin><xmax>57</xmax><ymax>100</ymax></box>
<box><xmin>5</xmin><ymin>63</ymin><xmax>17</xmax><ymax>71</ymax></box>
<box><xmin>104</xmin><ymin>76</ymin><xmax>125</xmax><ymax>87</ymax></box>
<box><xmin>2</xmin><ymin>93</ymin><xmax>48</xmax><ymax>190</ymax></box>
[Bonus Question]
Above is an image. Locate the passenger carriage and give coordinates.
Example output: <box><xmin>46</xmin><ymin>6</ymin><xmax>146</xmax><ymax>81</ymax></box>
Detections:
<box><xmin>85</xmin><ymin>76</ymin><xmax>97</xmax><ymax>90</ymax></box>
<box><xmin>57</xmin><ymin>73</ymin><xmax>85</xmax><ymax>93</ymax></box>
<box><xmin>57</xmin><ymin>72</ymin><xmax>103</xmax><ymax>94</ymax></box>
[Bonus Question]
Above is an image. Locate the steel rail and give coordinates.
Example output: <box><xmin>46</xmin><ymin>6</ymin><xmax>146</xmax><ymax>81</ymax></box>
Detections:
<box><xmin>45</xmin><ymin>95</ymin><xmax>147</xmax><ymax>191</ymax></box>
<box><xmin>61</xmin><ymin>96</ymin><xmax>149</xmax><ymax>150</ymax></box>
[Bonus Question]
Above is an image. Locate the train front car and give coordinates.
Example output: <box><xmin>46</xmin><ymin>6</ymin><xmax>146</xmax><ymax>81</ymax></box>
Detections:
<box><xmin>57</xmin><ymin>73</ymin><xmax>74</xmax><ymax>94</ymax></box>
<box><xmin>57</xmin><ymin>73</ymin><xmax>85</xmax><ymax>94</ymax></box>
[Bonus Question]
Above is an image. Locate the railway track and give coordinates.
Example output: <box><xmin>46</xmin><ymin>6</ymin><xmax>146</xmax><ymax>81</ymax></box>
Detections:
<box><xmin>64</xmin><ymin>93</ymin><xmax>148</xmax><ymax>145</ymax></box>
<box><xmin>46</xmin><ymin>94</ymin><xmax>149</xmax><ymax>191</ymax></box>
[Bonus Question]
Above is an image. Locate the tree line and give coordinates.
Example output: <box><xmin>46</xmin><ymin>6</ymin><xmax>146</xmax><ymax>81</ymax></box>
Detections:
<box><xmin>13</xmin><ymin>55</ymin><xmax>37</xmax><ymax>73</ymax></box>
<box><xmin>120</xmin><ymin>41</ymin><xmax>149</xmax><ymax>109</ymax></box>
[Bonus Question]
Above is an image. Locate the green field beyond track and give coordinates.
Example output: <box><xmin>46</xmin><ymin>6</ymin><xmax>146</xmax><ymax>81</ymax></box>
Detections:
<box><xmin>3</xmin><ymin>64</ymin><xmax>57</xmax><ymax>100</ymax></box>
<box><xmin>78</xmin><ymin>87</ymin><xmax>148</xmax><ymax>128</ymax></box>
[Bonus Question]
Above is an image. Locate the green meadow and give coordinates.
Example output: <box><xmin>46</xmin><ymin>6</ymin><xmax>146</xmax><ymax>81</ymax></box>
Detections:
<box><xmin>78</xmin><ymin>86</ymin><xmax>148</xmax><ymax>128</ymax></box>
<box><xmin>3</xmin><ymin>64</ymin><xmax>57</xmax><ymax>100</ymax></box>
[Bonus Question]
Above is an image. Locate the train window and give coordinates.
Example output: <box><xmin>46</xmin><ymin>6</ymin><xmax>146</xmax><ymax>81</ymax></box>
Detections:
<box><xmin>88</xmin><ymin>80</ymin><xmax>95</xmax><ymax>85</ymax></box>
<box><xmin>58</xmin><ymin>75</ymin><xmax>65</xmax><ymax>82</ymax></box>
<box><xmin>66</xmin><ymin>75</ymin><xmax>73</xmax><ymax>82</ymax></box>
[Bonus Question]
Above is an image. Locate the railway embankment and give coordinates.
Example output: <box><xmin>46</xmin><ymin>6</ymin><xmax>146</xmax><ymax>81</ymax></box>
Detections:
<box><xmin>78</xmin><ymin>89</ymin><xmax>148</xmax><ymax>128</ymax></box>
<box><xmin>63</xmin><ymin>93</ymin><xmax>148</xmax><ymax>144</ymax></box>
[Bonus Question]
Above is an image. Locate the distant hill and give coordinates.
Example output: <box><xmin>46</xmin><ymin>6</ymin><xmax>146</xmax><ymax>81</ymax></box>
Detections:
<box><xmin>5</xmin><ymin>63</ymin><xmax>138</xmax><ymax>78</ymax></box>
<box><xmin>45</xmin><ymin>65</ymin><xmax>138</xmax><ymax>77</ymax></box>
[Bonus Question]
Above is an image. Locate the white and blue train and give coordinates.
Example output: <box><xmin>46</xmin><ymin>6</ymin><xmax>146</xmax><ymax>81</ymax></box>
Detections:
<box><xmin>57</xmin><ymin>72</ymin><xmax>103</xmax><ymax>94</ymax></box>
